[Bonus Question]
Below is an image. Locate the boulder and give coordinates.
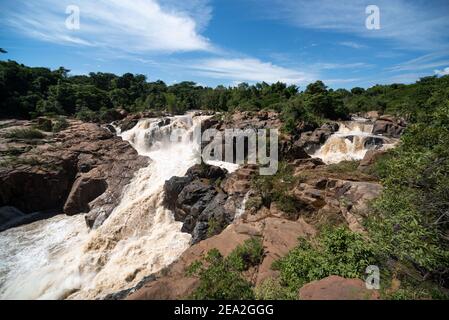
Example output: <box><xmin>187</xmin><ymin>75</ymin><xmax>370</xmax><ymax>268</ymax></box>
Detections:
<box><xmin>298</xmin><ymin>275</ymin><xmax>380</xmax><ymax>300</ymax></box>
<box><xmin>297</xmin><ymin>123</ymin><xmax>339</xmax><ymax>153</ymax></box>
<box><xmin>63</xmin><ymin>176</ymin><xmax>108</xmax><ymax>215</ymax></box>
<box><xmin>0</xmin><ymin>119</ymin><xmax>147</xmax><ymax>229</ymax></box>
<box><xmin>279</xmin><ymin>139</ymin><xmax>310</xmax><ymax>161</ymax></box>
<box><xmin>372</xmin><ymin>116</ymin><xmax>406</xmax><ymax>138</ymax></box>
<box><xmin>358</xmin><ymin>149</ymin><xmax>388</xmax><ymax>170</ymax></box>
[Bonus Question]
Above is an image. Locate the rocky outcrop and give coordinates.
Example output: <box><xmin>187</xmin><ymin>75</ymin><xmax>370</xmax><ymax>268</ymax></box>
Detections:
<box><xmin>63</xmin><ymin>176</ymin><xmax>108</xmax><ymax>215</ymax></box>
<box><xmin>0</xmin><ymin>119</ymin><xmax>147</xmax><ymax>229</ymax></box>
<box><xmin>298</xmin><ymin>275</ymin><xmax>380</xmax><ymax>300</ymax></box>
<box><xmin>296</xmin><ymin>123</ymin><xmax>339</xmax><ymax>153</ymax></box>
<box><xmin>164</xmin><ymin>164</ymin><xmax>257</xmax><ymax>244</ymax></box>
<box><xmin>372</xmin><ymin>115</ymin><xmax>406</xmax><ymax>138</ymax></box>
<box><xmin>358</xmin><ymin>149</ymin><xmax>389</xmax><ymax>171</ymax></box>
<box><xmin>127</xmin><ymin>214</ymin><xmax>316</xmax><ymax>300</ymax></box>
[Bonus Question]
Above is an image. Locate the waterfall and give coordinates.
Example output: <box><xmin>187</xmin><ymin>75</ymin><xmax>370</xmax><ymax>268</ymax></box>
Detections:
<box><xmin>312</xmin><ymin>120</ymin><xmax>395</xmax><ymax>164</ymax></box>
<box><xmin>0</xmin><ymin>114</ymin><xmax>208</xmax><ymax>299</ymax></box>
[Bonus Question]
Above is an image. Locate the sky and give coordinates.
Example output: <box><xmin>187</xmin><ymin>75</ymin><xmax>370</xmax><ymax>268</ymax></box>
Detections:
<box><xmin>1</xmin><ymin>0</ymin><xmax>449</xmax><ymax>89</ymax></box>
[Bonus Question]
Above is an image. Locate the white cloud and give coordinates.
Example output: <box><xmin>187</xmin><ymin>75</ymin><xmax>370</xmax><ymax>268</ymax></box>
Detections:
<box><xmin>313</xmin><ymin>62</ymin><xmax>371</xmax><ymax>70</ymax></box>
<box><xmin>434</xmin><ymin>67</ymin><xmax>449</xmax><ymax>76</ymax></box>
<box><xmin>190</xmin><ymin>58</ymin><xmax>317</xmax><ymax>85</ymax></box>
<box><xmin>388</xmin><ymin>51</ymin><xmax>449</xmax><ymax>72</ymax></box>
<box><xmin>2</xmin><ymin>0</ymin><xmax>212</xmax><ymax>53</ymax></box>
<box><xmin>338</xmin><ymin>41</ymin><xmax>367</xmax><ymax>49</ymax></box>
<box><xmin>261</xmin><ymin>0</ymin><xmax>449</xmax><ymax>49</ymax></box>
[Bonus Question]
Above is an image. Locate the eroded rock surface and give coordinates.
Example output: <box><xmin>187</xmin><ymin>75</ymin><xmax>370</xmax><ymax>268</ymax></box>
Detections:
<box><xmin>298</xmin><ymin>275</ymin><xmax>380</xmax><ymax>300</ymax></box>
<box><xmin>0</xmin><ymin>119</ymin><xmax>147</xmax><ymax>229</ymax></box>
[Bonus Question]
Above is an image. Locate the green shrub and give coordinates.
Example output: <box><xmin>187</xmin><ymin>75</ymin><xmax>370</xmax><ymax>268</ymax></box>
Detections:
<box><xmin>34</xmin><ymin>118</ymin><xmax>52</xmax><ymax>132</ymax></box>
<box><xmin>227</xmin><ymin>237</ymin><xmax>264</xmax><ymax>271</ymax></box>
<box><xmin>366</xmin><ymin>104</ymin><xmax>449</xmax><ymax>284</ymax></box>
<box><xmin>273</xmin><ymin>227</ymin><xmax>376</xmax><ymax>293</ymax></box>
<box><xmin>254</xmin><ymin>277</ymin><xmax>296</xmax><ymax>300</ymax></box>
<box><xmin>52</xmin><ymin>116</ymin><xmax>69</xmax><ymax>132</ymax></box>
<box><xmin>76</xmin><ymin>107</ymin><xmax>99</xmax><ymax>122</ymax></box>
<box><xmin>187</xmin><ymin>238</ymin><xmax>264</xmax><ymax>300</ymax></box>
<box><xmin>4</xmin><ymin>128</ymin><xmax>45</xmax><ymax>139</ymax></box>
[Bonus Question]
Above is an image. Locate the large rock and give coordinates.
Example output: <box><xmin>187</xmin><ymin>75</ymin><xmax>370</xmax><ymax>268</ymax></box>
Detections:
<box><xmin>163</xmin><ymin>164</ymin><xmax>234</xmax><ymax>243</ymax></box>
<box><xmin>298</xmin><ymin>275</ymin><xmax>380</xmax><ymax>300</ymax></box>
<box><xmin>372</xmin><ymin>115</ymin><xmax>406</xmax><ymax>138</ymax></box>
<box><xmin>358</xmin><ymin>149</ymin><xmax>388</xmax><ymax>171</ymax></box>
<box><xmin>0</xmin><ymin>120</ymin><xmax>147</xmax><ymax>229</ymax></box>
<box><xmin>297</xmin><ymin>123</ymin><xmax>339</xmax><ymax>153</ymax></box>
<box><xmin>279</xmin><ymin>139</ymin><xmax>310</xmax><ymax>161</ymax></box>
<box><xmin>256</xmin><ymin>217</ymin><xmax>316</xmax><ymax>285</ymax></box>
<box><xmin>63</xmin><ymin>176</ymin><xmax>108</xmax><ymax>215</ymax></box>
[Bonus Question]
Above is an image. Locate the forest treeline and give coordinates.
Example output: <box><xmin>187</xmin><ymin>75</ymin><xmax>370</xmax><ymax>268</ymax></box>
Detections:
<box><xmin>2</xmin><ymin>59</ymin><xmax>448</xmax><ymax>126</ymax></box>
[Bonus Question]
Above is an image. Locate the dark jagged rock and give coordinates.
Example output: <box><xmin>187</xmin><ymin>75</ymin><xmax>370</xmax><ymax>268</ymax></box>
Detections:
<box><xmin>297</xmin><ymin>122</ymin><xmax>340</xmax><ymax>153</ymax></box>
<box><xmin>162</xmin><ymin>163</ymin><xmax>251</xmax><ymax>244</ymax></box>
<box><xmin>372</xmin><ymin>116</ymin><xmax>406</xmax><ymax>138</ymax></box>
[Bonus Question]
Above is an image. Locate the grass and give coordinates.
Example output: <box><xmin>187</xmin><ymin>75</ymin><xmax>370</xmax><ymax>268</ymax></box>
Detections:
<box><xmin>326</xmin><ymin>160</ymin><xmax>360</xmax><ymax>174</ymax></box>
<box><xmin>4</xmin><ymin>128</ymin><xmax>45</xmax><ymax>140</ymax></box>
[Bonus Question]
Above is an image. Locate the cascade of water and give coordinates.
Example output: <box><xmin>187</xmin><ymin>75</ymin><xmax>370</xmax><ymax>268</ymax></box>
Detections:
<box><xmin>0</xmin><ymin>114</ymin><xmax>207</xmax><ymax>299</ymax></box>
<box><xmin>312</xmin><ymin>119</ymin><xmax>395</xmax><ymax>164</ymax></box>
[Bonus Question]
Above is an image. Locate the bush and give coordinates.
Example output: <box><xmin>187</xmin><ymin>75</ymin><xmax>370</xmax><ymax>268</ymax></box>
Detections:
<box><xmin>273</xmin><ymin>227</ymin><xmax>376</xmax><ymax>293</ymax></box>
<box><xmin>76</xmin><ymin>107</ymin><xmax>98</xmax><ymax>122</ymax></box>
<box><xmin>4</xmin><ymin>128</ymin><xmax>45</xmax><ymax>139</ymax></box>
<box><xmin>366</xmin><ymin>103</ymin><xmax>449</xmax><ymax>285</ymax></box>
<box><xmin>187</xmin><ymin>238</ymin><xmax>264</xmax><ymax>299</ymax></box>
<box><xmin>51</xmin><ymin>116</ymin><xmax>69</xmax><ymax>132</ymax></box>
<box><xmin>255</xmin><ymin>277</ymin><xmax>296</xmax><ymax>300</ymax></box>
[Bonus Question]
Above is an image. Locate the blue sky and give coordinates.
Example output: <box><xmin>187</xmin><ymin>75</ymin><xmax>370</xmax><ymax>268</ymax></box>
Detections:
<box><xmin>1</xmin><ymin>0</ymin><xmax>449</xmax><ymax>89</ymax></box>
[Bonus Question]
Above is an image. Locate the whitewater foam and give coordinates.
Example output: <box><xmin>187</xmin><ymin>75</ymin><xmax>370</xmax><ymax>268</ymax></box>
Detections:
<box><xmin>0</xmin><ymin>114</ymin><xmax>209</xmax><ymax>299</ymax></box>
<box><xmin>312</xmin><ymin>120</ymin><xmax>396</xmax><ymax>164</ymax></box>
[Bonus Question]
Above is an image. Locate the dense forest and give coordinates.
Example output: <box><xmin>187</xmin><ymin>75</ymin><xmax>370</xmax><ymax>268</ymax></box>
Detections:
<box><xmin>2</xmin><ymin>59</ymin><xmax>448</xmax><ymax>124</ymax></box>
<box><xmin>1</xmin><ymin>59</ymin><xmax>449</xmax><ymax>298</ymax></box>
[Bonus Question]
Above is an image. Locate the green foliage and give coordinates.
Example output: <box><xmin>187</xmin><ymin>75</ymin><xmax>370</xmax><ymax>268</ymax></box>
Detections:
<box><xmin>366</xmin><ymin>86</ymin><xmax>449</xmax><ymax>286</ymax></box>
<box><xmin>51</xmin><ymin>116</ymin><xmax>69</xmax><ymax>132</ymax></box>
<box><xmin>227</xmin><ymin>237</ymin><xmax>264</xmax><ymax>271</ymax></box>
<box><xmin>207</xmin><ymin>217</ymin><xmax>220</xmax><ymax>237</ymax></box>
<box><xmin>273</xmin><ymin>227</ymin><xmax>376</xmax><ymax>293</ymax></box>
<box><xmin>187</xmin><ymin>238</ymin><xmax>264</xmax><ymax>300</ymax></box>
<box><xmin>4</xmin><ymin>128</ymin><xmax>45</xmax><ymax>139</ymax></box>
<box><xmin>254</xmin><ymin>277</ymin><xmax>297</xmax><ymax>300</ymax></box>
<box><xmin>252</xmin><ymin>162</ymin><xmax>303</xmax><ymax>217</ymax></box>
<box><xmin>34</xmin><ymin>118</ymin><xmax>53</xmax><ymax>132</ymax></box>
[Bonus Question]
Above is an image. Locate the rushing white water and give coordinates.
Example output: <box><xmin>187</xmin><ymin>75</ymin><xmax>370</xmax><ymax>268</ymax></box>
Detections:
<box><xmin>312</xmin><ymin>120</ymin><xmax>396</xmax><ymax>164</ymax></box>
<box><xmin>0</xmin><ymin>114</ymin><xmax>212</xmax><ymax>299</ymax></box>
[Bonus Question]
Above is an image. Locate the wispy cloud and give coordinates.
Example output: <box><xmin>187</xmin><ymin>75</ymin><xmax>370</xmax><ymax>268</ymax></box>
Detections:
<box><xmin>388</xmin><ymin>51</ymin><xmax>449</xmax><ymax>72</ymax></box>
<box><xmin>0</xmin><ymin>0</ymin><xmax>212</xmax><ymax>53</ymax></box>
<box><xmin>190</xmin><ymin>58</ymin><xmax>317</xmax><ymax>85</ymax></box>
<box><xmin>338</xmin><ymin>41</ymin><xmax>367</xmax><ymax>49</ymax></box>
<box><xmin>313</xmin><ymin>62</ymin><xmax>372</xmax><ymax>70</ymax></box>
<box><xmin>434</xmin><ymin>67</ymin><xmax>449</xmax><ymax>76</ymax></box>
<box><xmin>260</xmin><ymin>0</ymin><xmax>449</xmax><ymax>50</ymax></box>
